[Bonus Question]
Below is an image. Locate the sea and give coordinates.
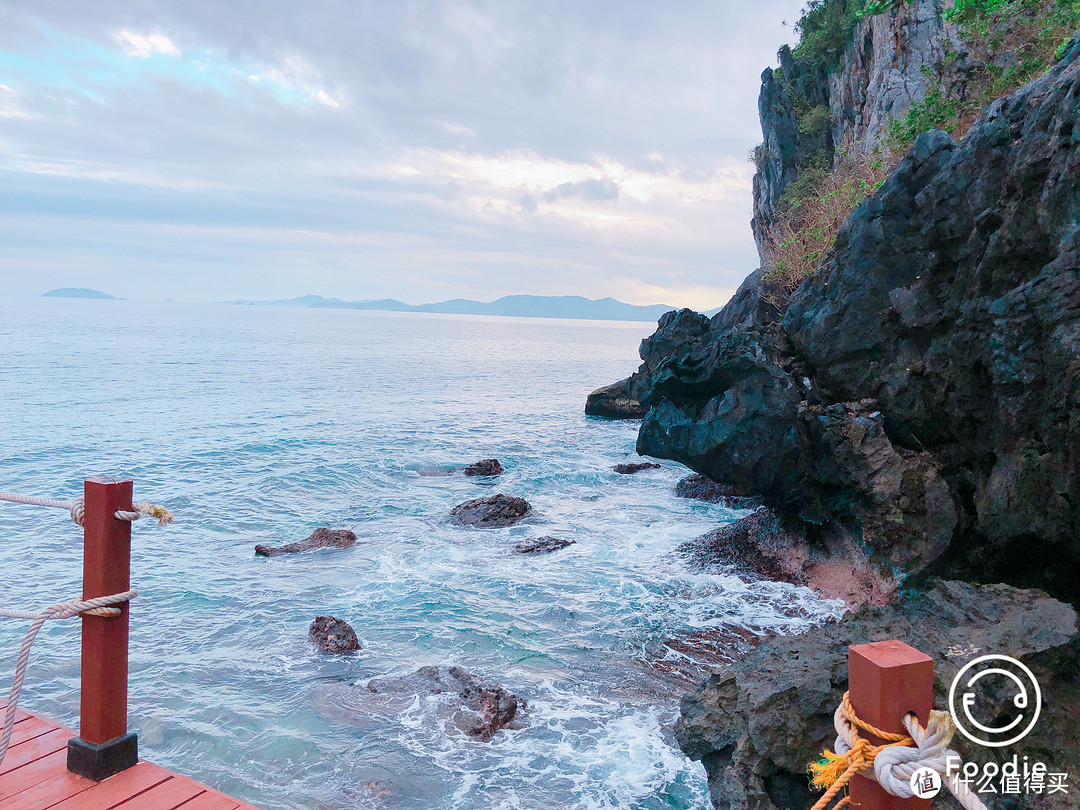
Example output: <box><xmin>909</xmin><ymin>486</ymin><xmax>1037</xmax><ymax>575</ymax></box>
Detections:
<box><xmin>0</xmin><ymin>299</ymin><xmax>843</xmax><ymax>810</ymax></box>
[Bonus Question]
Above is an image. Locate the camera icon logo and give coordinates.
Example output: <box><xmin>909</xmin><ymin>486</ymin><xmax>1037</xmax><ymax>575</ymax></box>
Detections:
<box><xmin>948</xmin><ymin>654</ymin><xmax>1041</xmax><ymax>748</ymax></box>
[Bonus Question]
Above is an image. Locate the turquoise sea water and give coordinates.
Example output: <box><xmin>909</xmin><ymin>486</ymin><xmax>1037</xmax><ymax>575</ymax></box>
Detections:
<box><xmin>0</xmin><ymin>300</ymin><xmax>841</xmax><ymax>809</ymax></box>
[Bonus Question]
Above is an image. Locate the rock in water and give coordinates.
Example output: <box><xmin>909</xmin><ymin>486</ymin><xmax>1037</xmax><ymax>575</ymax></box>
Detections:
<box><xmin>674</xmin><ymin>474</ymin><xmax>761</xmax><ymax>509</ymax></box>
<box><xmin>308</xmin><ymin>616</ymin><xmax>361</xmax><ymax>654</ymax></box>
<box><xmin>676</xmin><ymin>581</ymin><xmax>1079</xmax><ymax>810</ymax></box>
<box><xmin>255</xmin><ymin>527</ymin><xmax>357</xmax><ymax>557</ymax></box>
<box><xmin>612</xmin><ymin>462</ymin><xmax>661</xmax><ymax>474</ymax></box>
<box><xmin>366</xmin><ymin>665</ymin><xmax>526</xmax><ymax>741</ymax></box>
<box><xmin>463</xmin><ymin>458</ymin><xmax>504</xmax><ymax>477</ymax></box>
<box><xmin>449</xmin><ymin>494</ymin><xmax>530</xmax><ymax>527</ymax></box>
<box><xmin>513</xmin><ymin>536</ymin><xmax>574</xmax><ymax>555</ymax></box>
<box><xmin>585</xmin><ymin>375</ymin><xmax>646</xmax><ymax>418</ymax></box>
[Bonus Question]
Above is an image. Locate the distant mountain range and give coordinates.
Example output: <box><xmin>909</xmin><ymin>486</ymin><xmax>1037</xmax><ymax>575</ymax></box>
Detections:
<box><xmin>224</xmin><ymin>293</ymin><xmax>722</xmax><ymax>321</ymax></box>
<box><xmin>42</xmin><ymin>288</ymin><xmax>124</xmax><ymax>300</ymax></box>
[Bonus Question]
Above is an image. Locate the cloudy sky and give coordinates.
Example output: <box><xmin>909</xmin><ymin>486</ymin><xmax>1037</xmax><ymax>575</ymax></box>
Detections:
<box><xmin>0</xmin><ymin>1</ymin><xmax>802</xmax><ymax>308</ymax></box>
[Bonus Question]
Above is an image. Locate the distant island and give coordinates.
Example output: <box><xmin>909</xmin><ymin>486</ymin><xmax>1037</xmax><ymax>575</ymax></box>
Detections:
<box><xmin>224</xmin><ymin>293</ymin><xmax>723</xmax><ymax>322</ymax></box>
<box><xmin>42</xmin><ymin>288</ymin><xmax>124</xmax><ymax>300</ymax></box>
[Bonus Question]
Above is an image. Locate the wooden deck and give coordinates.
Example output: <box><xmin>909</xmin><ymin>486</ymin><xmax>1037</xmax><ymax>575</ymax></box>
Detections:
<box><xmin>0</xmin><ymin>700</ymin><xmax>258</xmax><ymax>810</ymax></box>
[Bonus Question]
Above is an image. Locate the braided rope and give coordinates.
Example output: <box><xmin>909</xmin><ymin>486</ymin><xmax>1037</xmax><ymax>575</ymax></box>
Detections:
<box><xmin>0</xmin><ymin>492</ymin><xmax>173</xmax><ymax>527</ymax></box>
<box><xmin>0</xmin><ymin>590</ymin><xmax>137</xmax><ymax>767</ymax></box>
<box><xmin>812</xmin><ymin>691</ymin><xmax>989</xmax><ymax>810</ymax></box>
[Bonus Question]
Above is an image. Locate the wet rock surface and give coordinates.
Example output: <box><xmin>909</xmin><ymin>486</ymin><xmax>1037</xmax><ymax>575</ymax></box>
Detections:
<box><xmin>449</xmin><ymin>494</ymin><xmax>531</xmax><ymax>527</ymax></box>
<box><xmin>463</xmin><ymin>458</ymin><xmax>504</xmax><ymax>477</ymax></box>
<box><xmin>308</xmin><ymin>616</ymin><xmax>361</xmax><ymax>654</ymax></box>
<box><xmin>366</xmin><ymin>665</ymin><xmax>526</xmax><ymax>741</ymax></box>
<box><xmin>585</xmin><ymin>374</ymin><xmax>647</xmax><ymax>418</ymax></box>
<box><xmin>513</xmin><ymin>535</ymin><xmax>574</xmax><ymax>555</ymax></box>
<box><xmin>674</xmin><ymin>474</ymin><xmax>761</xmax><ymax>509</ymax></box>
<box><xmin>613</xmin><ymin>461</ymin><xmax>661</xmax><ymax>474</ymax></box>
<box><xmin>676</xmin><ymin>580</ymin><xmax>1080</xmax><ymax>810</ymax></box>
<box><xmin>255</xmin><ymin>527</ymin><xmax>357</xmax><ymax>557</ymax></box>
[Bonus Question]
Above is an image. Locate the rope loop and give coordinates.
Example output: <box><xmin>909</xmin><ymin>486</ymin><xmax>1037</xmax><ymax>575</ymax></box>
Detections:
<box><xmin>0</xmin><ymin>590</ymin><xmax>137</xmax><ymax>768</ymax></box>
<box><xmin>0</xmin><ymin>491</ymin><xmax>173</xmax><ymax>527</ymax></box>
<box><xmin>809</xmin><ymin>691</ymin><xmax>989</xmax><ymax>810</ymax></box>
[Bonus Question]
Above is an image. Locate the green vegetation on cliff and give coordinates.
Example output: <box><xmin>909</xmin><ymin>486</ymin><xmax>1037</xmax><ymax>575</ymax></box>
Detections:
<box><xmin>763</xmin><ymin>0</ymin><xmax>1080</xmax><ymax>301</ymax></box>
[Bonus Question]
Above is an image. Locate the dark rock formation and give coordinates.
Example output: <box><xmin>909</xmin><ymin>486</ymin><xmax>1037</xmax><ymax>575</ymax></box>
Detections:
<box><xmin>613</xmin><ymin>462</ymin><xmax>661</xmax><ymax>474</ymax></box>
<box><xmin>308</xmin><ymin>616</ymin><xmax>361</xmax><ymax>654</ymax></box>
<box><xmin>674</xmin><ymin>474</ymin><xmax>761</xmax><ymax>509</ymax></box>
<box><xmin>255</xmin><ymin>527</ymin><xmax>357</xmax><ymax>557</ymax></box>
<box><xmin>449</xmin><ymin>494</ymin><xmax>531</xmax><ymax>527</ymax></box>
<box><xmin>513</xmin><ymin>536</ymin><xmax>574</xmax><ymax>555</ymax></box>
<box><xmin>585</xmin><ymin>374</ymin><xmax>647</xmax><ymax>418</ymax></box>
<box><xmin>601</xmin><ymin>44</ymin><xmax>1080</xmax><ymax>605</ymax></box>
<box><xmin>366</xmin><ymin>665</ymin><xmax>526</xmax><ymax>741</ymax></box>
<box><xmin>463</xmin><ymin>458</ymin><xmax>504</xmax><ymax>477</ymax></box>
<box><xmin>676</xmin><ymin>580</ymin><xmax>1079</xmax><ymax>810</ymax></box>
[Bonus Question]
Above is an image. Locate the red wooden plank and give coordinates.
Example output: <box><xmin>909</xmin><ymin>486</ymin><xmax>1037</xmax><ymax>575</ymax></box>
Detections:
<box><xmin>7</xmin><ymin>717</ymin><xmax>58</xmax><ymax>748</ymax></box>
<box><xmin>112</xmin><ymin>777</ymin><xmax>205</xmax><ymax>809</ymax></box>
<box><xmin>0</xmin><ymin>729</ymin><xmax>70</xmax><ymax>775</ymax></box>
<box><xmin>80</xmin><ymin>479</ymin><xmax>133</xmax><ymax>744</ymax></box>
<box><xmin>45</xmin><ymin>761</ymin><xmax>172</xmax><ymax>810</ymax></box>
<box><xmin>848</xmin><ymin>640</ymin><xmax>934</xmax><ymax>809</ymax></box>
<box><xmin>0</xmin><ymin>750</ymin><xmax>67</xmax><ymax>802</ymax></box>
<box><xmin>172</xmin><ymin>792</ymin><xmax>241</xmax><ymax>810</ymax></box>
<box><xmin>0</xmin><ymin>766</ymin><xmax>96</xmax><ymax>809</ymax></box>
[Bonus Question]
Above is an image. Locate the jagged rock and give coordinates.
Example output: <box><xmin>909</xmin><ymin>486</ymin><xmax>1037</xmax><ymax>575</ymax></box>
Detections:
<box><xmin>676</xmin><ymin>580</ymin><xmax>1079</xmax><ymax>810</ymax></box>
<box><xmin>308</xmin><ymin>616</ymin><xmax>361</xmax><ymax>654</ymax></box>
<box><xmin>613</xmin><ymin>462</ymin><xmax>661</xmax><ymax>474</ymax></box>
<box><xmin>513</xmin><ymin>536</ymin><xmax>574</xmax><ymax>555</ymax></box>
<box><xmin>674</xmin><ymin>474</ymin><xmax>761</xmax><ymax>509</ymax></box>
<box><xmin>449</xmin><ymin>494</ymin><xmax>531</xmax><ymax>527</ymax></box>
<box><xmin>366</xmin><ymin>665</ymin><xmax>526</xmax><ymax>741</ymax></box>
<box><xmin>463</xmin><ymin>458</ymin><xmax>504</xmax><ymax>477</ymax></box>
<box><xmin>585</xmin><ymin>374</ymin><xmax>646</xmax><ymax>418</ymax></box>
<box><xmin>597</xmin><ymin>45</ymin><xmax>1080</xmax><ymax>605</ymax></box>
<box><xmin>255</xmin><ymin>528</ymin><xmax>357</xmax><ymax>557</ymax></box>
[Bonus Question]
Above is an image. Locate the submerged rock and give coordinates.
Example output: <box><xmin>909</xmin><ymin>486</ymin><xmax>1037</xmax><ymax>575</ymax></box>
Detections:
<box><xmin>585</xmin><ymin>374</ymin><xmax>646</xmax><ymax>418</ymax></box>
<box><xmin>613</xmin><ymin>462</ymin><xmax>661</xmax><ymax>474</ymax></box>
<box><xmin>308</xmin><ymin>616</ymin><xmax>361</xmax><ymax>654</ymax></box>
<box><xmin>449</xmin><ymin>494</ymin><xmax>531</xmax><ymax>527</ymax></box>
<box><xmin>255</xmin><ymin>527</ymin><xmax>357</xmax><ymax>557</ymax></box>
<box><xmin>676</xmin><ymin>580</ymin><xmax>1079</xmax><ymax>809</ymax></box>
<box><xmin>366</xmin><ymin>665</ymin><xmax>526</xmax><ymax>741</ymax></box>
<box><xmin>513</xmin><ymin>536</ymin><xmax>574</xmax><ymax>555</ymax></box>
<box><xmin>674</xmin><ymin>474</ymin><xmax>761</xmax><ymax>509</ymax></box>
<box><xmin>463</xmin><ymin>458</ymin><xmax>504</xmax><ymax>477</ymax></box>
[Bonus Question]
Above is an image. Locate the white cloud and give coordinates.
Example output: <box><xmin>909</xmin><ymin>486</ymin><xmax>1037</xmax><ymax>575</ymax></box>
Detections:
<box><xmin>112</xmin><ymin>29</ymin><xmax>181</xmax><ymax>58</ymax></box>
<box><xmin>248</xmin><ymin>54</ymin><xmax>343</xmax><ymax>108</ymax></box>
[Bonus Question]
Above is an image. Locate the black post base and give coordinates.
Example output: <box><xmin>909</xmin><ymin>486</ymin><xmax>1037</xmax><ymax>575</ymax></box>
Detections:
<box><xmin>67</xmin><ymin>733</ymin><xmax>138</xmax><ymax>781</ymax></box>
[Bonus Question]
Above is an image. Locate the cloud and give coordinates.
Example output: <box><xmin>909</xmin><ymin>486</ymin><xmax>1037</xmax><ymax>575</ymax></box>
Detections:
<box><xmin>0</xmin><ymin>0</ymin><xmax>807</xmax><ymax>307</ymax></box>
<box><xmin>112</xmin><ymin>29</ymin><xmax>180</xmax><ymax>58</ymax></box>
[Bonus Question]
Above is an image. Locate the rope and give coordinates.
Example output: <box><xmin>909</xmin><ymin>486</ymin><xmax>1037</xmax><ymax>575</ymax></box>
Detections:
<box><xmin>0</xmin><ymin>492</ymin><xmax>173</xmax><ymax>527</ymax></box>
<box><xmin>0</xmin><ymin>590</ymin><xmax>136</xmax><ymax>768</ymax></box>
<box><xmin>809</xmin><ymin>691</ymin><xmax>989</xmax><ymax>810</ymax></box>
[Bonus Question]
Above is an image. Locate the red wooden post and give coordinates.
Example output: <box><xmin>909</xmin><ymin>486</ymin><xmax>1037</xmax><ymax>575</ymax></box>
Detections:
<box><xmin>67</xmin><ymin>478</ymin><xmax>139</xmax><ymax>780</ymax></box>
<box><xmin>848</xmin><ymin>640</ymin><xmax>934</xmax><ymax>809</ymax></box>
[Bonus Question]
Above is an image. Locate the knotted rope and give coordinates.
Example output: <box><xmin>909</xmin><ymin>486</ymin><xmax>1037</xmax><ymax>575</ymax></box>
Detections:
<box><xmin>0</xmin><ymin>590</ymin><xmax>137</xmax><ymax>767</ymax></box>
<box><xmin>0</xmin><ymin>492</ymin><xmax>173</xmax><ymax>527</ymax></box>
<box><xmin>809</xmin><ymin>691</ymin><xmax>988</xmax><ymax>810</ymax></box>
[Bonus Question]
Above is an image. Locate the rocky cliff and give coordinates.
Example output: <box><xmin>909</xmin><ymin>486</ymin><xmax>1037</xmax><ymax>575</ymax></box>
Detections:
<box><xmin>752</xmin><ymin>0</ymin><xmax>966</xmax><ymax>254</ymax></box>
<box><xmin>587</xmin><ymin>13</ymin><xmax>1080</xmax><ymax>810</ymax></box>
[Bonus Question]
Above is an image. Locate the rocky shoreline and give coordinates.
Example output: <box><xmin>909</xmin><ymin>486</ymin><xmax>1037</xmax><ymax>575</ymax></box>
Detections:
<box><xmin>589</xmin><ymin>13</ymin><xmax>1080</xmax><ymax>810</ymax></box>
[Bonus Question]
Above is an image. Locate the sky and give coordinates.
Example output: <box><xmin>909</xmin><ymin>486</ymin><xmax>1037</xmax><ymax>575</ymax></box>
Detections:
<box><xmin>0</xmin><ymin>1</ymin><xmax>804</xmax><ymax>309</ymax></box>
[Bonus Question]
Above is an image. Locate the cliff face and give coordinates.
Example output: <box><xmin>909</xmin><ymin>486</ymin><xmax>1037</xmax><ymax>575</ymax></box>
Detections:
<box><xmin>637</xmin><ymin>41</ymin><xmax>1080</xmax><ymax>604</ymax></box>
<box><xmin>752</xmin><ymin>0</ymin><xmax>963</xmax><ymax>255</ymax></box>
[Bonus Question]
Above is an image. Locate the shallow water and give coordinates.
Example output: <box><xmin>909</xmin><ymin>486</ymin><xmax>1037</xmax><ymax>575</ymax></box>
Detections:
<box><xmin>0</xmin><ymin>300</ymin><xmax>842</xmax><ymax>809</ymax></box>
